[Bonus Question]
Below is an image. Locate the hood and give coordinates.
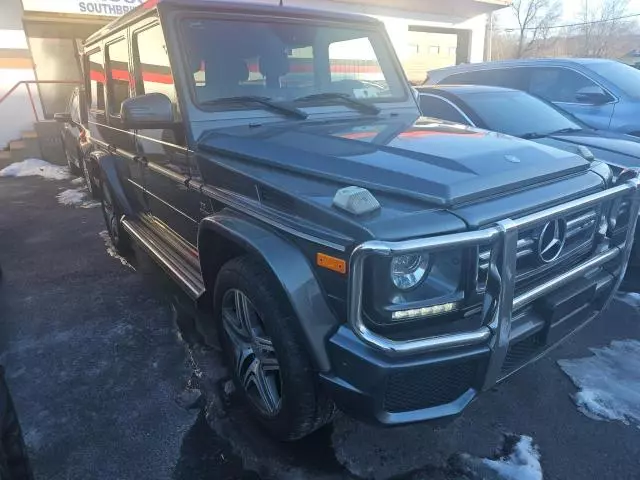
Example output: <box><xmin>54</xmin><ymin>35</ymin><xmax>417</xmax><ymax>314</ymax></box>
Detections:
<box><xmin>198</xmin><ymin>117</ymin><xmax>590</xmax><ymax>209</ymax></box>
<box><xmin>536</xmin><ymin>130</ymin><xmax>640</xmax><ymax>169</ymax></box>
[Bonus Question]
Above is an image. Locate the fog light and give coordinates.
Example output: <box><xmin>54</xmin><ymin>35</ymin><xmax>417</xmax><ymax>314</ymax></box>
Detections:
<box><xmin>391</xmin><ymin>302</ymin><xmax>457</xmax><ymax>320</ymax></box>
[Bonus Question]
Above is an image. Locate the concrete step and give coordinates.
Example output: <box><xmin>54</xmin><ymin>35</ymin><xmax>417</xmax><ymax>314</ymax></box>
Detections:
<box><xmin>0</xmin><ymin>151</ymin><xmax>11</xmax><ymax>169</ymax></box>
<box><xmin>21</xmin><ymin>131</ymin><xmax>38</xmax><ymax>140</ymax></box>
<box><xmin>9</xmin><ymin>140</ymin><xmax>25</xmax><ymax>150</ymax></box>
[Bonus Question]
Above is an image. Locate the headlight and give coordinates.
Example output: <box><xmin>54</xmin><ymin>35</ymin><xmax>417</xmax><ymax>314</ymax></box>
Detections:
<box><xmin>390</xmin><ymin>253</ymin><xmax>430</xmax><ymax>290</ymax></box>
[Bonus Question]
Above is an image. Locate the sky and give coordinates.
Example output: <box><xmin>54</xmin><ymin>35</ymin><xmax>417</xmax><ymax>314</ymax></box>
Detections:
<box><xmin>496</xmin><ymin>0</ymin><xmax>640</xmax><ymax>29</ymax></box>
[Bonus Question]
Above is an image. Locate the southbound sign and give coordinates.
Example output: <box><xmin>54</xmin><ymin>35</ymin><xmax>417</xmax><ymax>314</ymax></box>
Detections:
<box><xmin>22</xmin><ymin>0</ymin><xmax>147</xmax><ymax>16</ymax></box>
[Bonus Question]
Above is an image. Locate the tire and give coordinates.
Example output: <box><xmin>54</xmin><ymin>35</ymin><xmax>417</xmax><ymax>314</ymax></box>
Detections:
<box><xmin>82</xmin><ymin>158</ymin><xmax>99</xmax><ymax>199</ymax></box>
<box><xmin>214</xmin><ymin>255</ymin><xmax>335</xmax><ymax>441</ymax></box>
<box><xmin>62</xmin><ymin>140</ymin><xmax>81</xmax><ymax>175</ymax></box>
<box><xmin>99</xmin><ymin>175</ymin><xmax>132</xmax><ymax>255</ymax></box>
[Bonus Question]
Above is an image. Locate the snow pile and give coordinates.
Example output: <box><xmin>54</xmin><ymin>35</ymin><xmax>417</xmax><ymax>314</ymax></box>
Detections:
<box><xmin>0</xmin><ymin>158</ymin><xmax>70</xmax><ymax>180</ymax></box>
<box><xmin>71</xmin><ymin>177</ymin><xmax>85</xmax><ymax>186</ymax></box>
<box><xmin>453</xmin><ymin>435</ymin><xmax>543</xmax><ymax>480</ymax></box>
<box><xmin>616</xmin><ymin>292</ymin><xmax>640</xmax><ymax>309</ymax></box>
<box><xmin>482</xmin><ymin>436</ymin><xmax>542</xmax><ymax>480</ymax></box>
<box><xmin>56</xmin><ymin>188</ymin><xmax>100</xmax><ymax>209</ymax></box>
<box><xmin>558</xmin><ymin>340</ymin><xmax>640</xmax><ymax>426</ymax></box>
<box><xmin>99</xmin><ymin>230</ymin><xmax>134</xmax><ymax>270</ymax></box>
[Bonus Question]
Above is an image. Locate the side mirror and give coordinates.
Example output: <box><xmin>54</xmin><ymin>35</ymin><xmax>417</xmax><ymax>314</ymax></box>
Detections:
<box><xmin>54</xmin><ymin>112</ymin><xmax>72</xmax><ymax>123</ymax></box>
<box><xmin>121</xmin><ymin>93</ymin><xmax>174</xmax><ymax>129</ymax></box>
<box><xmin>575</xmin><ymin>86</ymin><xmax>610</xmax><ymax>105</ymax></box>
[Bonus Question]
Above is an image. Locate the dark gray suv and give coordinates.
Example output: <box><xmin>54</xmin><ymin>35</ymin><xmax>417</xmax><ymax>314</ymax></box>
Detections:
<box><xmin>55</xmin><ymin>0</ymin><xmax>640</xmax><ymax>440</ymax></box>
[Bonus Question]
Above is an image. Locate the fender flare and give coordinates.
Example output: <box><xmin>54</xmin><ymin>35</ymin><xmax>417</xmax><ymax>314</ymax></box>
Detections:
<box><xmin>198</xmin><ymin>212</ymin><xmax>339</xmax><ymax>372</ymax></box>
<box><xmin>91</xmin><ymin>151</ymin><xmax>136</xmax><ymax>217</ymax></box>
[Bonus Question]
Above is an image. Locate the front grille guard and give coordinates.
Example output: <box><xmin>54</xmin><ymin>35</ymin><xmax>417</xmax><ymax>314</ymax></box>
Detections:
<box><xmin>348</xmin><ymin>176</ymin><xmax>640</xmax><ymax>388</ymax></box>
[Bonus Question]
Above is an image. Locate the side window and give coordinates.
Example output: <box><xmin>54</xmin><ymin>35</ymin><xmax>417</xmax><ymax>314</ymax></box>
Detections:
<box><xmin>87</xmin><ymin>50</ymin><xmax>105</xmax><ymax>111</ymax></box>
<box><xmin>106</xmin><ymin>39</ymin><xmax>131</xmax><ymax>115</ymax></box>
<box><xmin>527</xmin><ymin>67</ymin><xmax>604</xmax><ymax>103</ymax></box>
<box><xmin>134</xmin><ymin>24</ymin><xmax>178</xmax><ymax>105</ymax></box>
<box><xmin>419</xmin><ymin>95</ymin><xmax>470</xmax><ymax>124</ymax></box>
<box><xmin>442</xmin><ymin>69</ymin><xmax>521</xmax><ymax>89</ymax></box>
<box><xmin>69</xmin><ymin>90</ymin><xmax>81</xmax><ymax>124</ymax></box>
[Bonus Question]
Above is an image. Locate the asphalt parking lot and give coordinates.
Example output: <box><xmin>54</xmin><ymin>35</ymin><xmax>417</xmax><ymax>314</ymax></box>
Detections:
<box><xmin>2</xmin><ymin>172</ymin><xmax>640</xmax><ymax>480</ymax></box>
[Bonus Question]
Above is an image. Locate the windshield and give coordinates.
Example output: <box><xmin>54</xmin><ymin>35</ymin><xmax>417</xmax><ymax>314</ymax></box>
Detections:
<box><xmin>179</xmin><ymin>18</ymin><xmax>407</xmax><ymax>112</ymax></box>
<box><xmin>460</xmin><ymin>90</ymin><xmax>582</xmax><ymax>137</ymax></box>
<box><xmin>588</xmin><ymin>61</ymin><xmax>640</xmax><ymax>99</ymax></box>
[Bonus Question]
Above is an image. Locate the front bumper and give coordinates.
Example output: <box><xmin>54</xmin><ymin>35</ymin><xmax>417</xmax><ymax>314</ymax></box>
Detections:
<box><xmin>323</xmin><ymin>177</ymin><xmax>640</xmax><ymax>425</ymax></box>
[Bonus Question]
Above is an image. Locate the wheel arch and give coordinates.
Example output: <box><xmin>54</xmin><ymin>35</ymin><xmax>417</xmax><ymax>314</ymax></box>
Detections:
<box><xmin>198</xmin><ymin>211</ymin><xmax>339</xmax><ymax>372</ymax></box>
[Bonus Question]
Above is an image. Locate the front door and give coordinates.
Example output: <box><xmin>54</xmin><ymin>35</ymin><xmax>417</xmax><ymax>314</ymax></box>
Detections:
<box><xmin>132</xmin><ymin>21</ymin><xmax>202</xmax><ymax>246</ymax></box>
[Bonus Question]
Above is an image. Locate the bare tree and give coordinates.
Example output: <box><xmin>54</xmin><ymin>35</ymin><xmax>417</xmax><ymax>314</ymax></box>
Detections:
<box><xmin>576</xmin><ymin>0</ymin><xmax>634</xmax><ymax>57</ymax></box>
<box><xmin>511</xmin><ymin>0</ymin><xmax>562</xmax><ymax>58</ymax></box>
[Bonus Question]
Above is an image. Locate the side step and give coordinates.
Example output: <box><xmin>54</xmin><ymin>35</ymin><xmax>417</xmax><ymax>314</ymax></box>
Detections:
<box><xmin>121</xmin><ymin>217</ymin><xmax>205</xmax><ymax>300</ymax></box>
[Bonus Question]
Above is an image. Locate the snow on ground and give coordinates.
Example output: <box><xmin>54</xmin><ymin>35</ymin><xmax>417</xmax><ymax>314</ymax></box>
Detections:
<box><xmin>0</xmin><ymin>158</ymin><xmax>70</xmax><ymax>180</ymax></box>
<box><xmin>56</xmin><ymin>187</ymin><xmax>100</xmax><ymax>209</ymax></box>
<box><xmin>99</xmin><ymin>230</ymin><xmax>135</xmax><ymax>270</ymax></box>
<box><xmin>71</xmin><ymin>177</ymin><xmax>85</xmax><ymax>186</ymax></box>
<box><xmin>616</xmin><ymin>292</ymin><xmax>640</xmax><ymax>309</ymax></box>
<box><xmin>558</xmin><ymin>340</ymin><xmax>640</xmax><ymax>427</ymax></box>
<box><xmin>454</xmin><ymin>435</ymin><xmax>543</xmax><ymax>480</ymax></box>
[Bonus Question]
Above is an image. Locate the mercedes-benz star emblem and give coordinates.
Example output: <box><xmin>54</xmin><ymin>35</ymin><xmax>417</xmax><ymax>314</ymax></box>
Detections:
<box><xmin>537</xmin><ymin>219</ymin><xmax>567</xmax><ymax>263</ymax></box>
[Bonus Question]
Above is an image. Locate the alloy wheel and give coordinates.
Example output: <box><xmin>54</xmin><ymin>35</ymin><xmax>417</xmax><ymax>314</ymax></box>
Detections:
<box><xmin>221</xmin><ymin>289</ymin><xmax>282</xmax><ymax>416</ymax></box>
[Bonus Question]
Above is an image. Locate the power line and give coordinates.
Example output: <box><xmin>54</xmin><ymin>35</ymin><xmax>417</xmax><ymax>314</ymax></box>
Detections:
<box><xmin>500</xmin><ymin>12</ymin><xmax>640</xmax><ymax>32</ymax></box>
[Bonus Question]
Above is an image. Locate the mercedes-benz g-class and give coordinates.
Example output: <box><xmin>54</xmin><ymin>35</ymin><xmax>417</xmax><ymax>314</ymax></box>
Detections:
<box><xmin>58</xmin><ymin>0</ymin><xmax>640</xmax><ymax>440</ymax></box>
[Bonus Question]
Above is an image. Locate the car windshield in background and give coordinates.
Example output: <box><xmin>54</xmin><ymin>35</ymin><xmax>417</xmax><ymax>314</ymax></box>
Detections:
<box><xmin>460</xmin><ymin>90</ymin><xmax>582</xmax><ymax>138</ymax></box>
<box><xmin>588</xmin><ymin>61</ymin><xmax>640</xmax><ymax>99</ymax></box>
<box><xmin>179</xmin><ymin>18</ymin><xmax>407</xmax><ymax>111</ymax></box>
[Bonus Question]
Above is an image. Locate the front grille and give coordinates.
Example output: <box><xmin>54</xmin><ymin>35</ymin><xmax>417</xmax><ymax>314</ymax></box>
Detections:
<box><xmin>478</xmin><ymin>206</ymin><xmax>600</xmax><ymax>291</ymax></box>
<box><xmin>501</xmin><ymin>332</ymin><xmax>545</xmax><ymax>375</ymax></box>
<box><xmin>383</xmin><ymin>361</ymin><xmax>479</xmax><ymax>413</ymax></box>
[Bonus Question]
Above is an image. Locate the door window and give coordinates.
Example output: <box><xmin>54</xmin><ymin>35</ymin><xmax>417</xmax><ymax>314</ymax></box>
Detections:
<box><xmin>527</xmin><ymin>67</ymin><xmax>607</xmax><ymax>104</ymax></box>
<box><xmin>106</xmin><ymin>39</ymin><xmax>131</xmax><ymax>115</ymax></box>
<box><xmin>87</xmin><ymin>50</ymin><xmax>105</xmax><ymax>111</ymax></box>
<box><xmin>441</xmin><ymin>68</ymin><xmax>523</xmax><ymax>89</ymax></box>
<box><xmin>133</xmin><ymin>24</ymin><xmax>178</xmax><ymax>105</ymax></box>
<box><xmin>419</xmin><ymin>95</ymin><xmax>470</xmax><ymax>124</ymax></box>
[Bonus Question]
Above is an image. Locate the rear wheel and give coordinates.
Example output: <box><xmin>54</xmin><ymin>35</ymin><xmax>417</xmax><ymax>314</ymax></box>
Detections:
<box><xmin>214</xmin><ymin>256</ymin><xmax>335</xmax><ymax>441</ymax></box>
<box><xmin>82</xmin><ymin>158</ymin><xmax>99</xmax><ymax>199</ymax></box>
<box><xmin>100</xmin><ymin>176</ymin><xmax>131</xmax><ymax>255</ymax></box>
<box><xmin>62</xmin><ymin>140</ymin><xmax>80</xmax><ymax>175</ymax></box>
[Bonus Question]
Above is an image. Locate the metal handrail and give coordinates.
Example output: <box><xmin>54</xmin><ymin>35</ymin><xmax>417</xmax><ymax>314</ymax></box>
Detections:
<box><xmin>0</xmin><ymin>80</ymin><xmax>81</xmax><ymax>123</ymax></box>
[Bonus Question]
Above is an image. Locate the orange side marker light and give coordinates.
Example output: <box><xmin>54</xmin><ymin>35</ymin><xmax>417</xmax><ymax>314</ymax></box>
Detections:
<box><xmin>317</xmin><ymin>253</ymin><xmax>347</xmax><ymax>274</ymax></box>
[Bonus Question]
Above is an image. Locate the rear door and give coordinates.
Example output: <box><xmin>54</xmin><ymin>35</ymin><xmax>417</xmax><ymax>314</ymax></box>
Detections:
<box><xmin>524</xmin><ymin>66</ymin><xmax>615</xmax><ymax>130</ymax></box>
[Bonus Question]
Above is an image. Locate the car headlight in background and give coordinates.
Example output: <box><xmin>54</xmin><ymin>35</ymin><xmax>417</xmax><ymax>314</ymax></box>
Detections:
<box><xmin>390</xmin><ymin>253</ymin><xmax>430</xmax><ymax>290</ymax></box>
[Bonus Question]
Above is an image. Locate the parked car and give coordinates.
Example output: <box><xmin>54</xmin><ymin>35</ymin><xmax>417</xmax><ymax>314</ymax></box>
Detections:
<box><xmin>426</xmin><ymin>58</ymin><xmax>640</xmax><ymax>136</ymax></box>
<box><xmin>55</xmin><ymin>0</ymin><xmax>640</xmax><ymax>441</ymax></box>
<box><xmin>416</xmin><ymin>85</ymin><xmax>640</xmax><ymax>172</ymax></box>
<box><xmin>54</xmin><ymin>87</ymin><xmax>95</xmax><ymax>195</ymax></box>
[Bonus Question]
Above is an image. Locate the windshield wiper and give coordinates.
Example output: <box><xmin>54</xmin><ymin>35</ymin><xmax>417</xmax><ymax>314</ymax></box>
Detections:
<box><xmin>521</xmin><ymin>127</ymin><xmax>583</xmax><ymax>140</ymax></box>
<box><xmin>200</xmin><ymin>96</ymin><xmax>308</xmax><ymax>120</ymax></box>
<box><xmin>293</xmin><ymin>93</ymin><xmax>381</xmax><ymax>115</ymax></box>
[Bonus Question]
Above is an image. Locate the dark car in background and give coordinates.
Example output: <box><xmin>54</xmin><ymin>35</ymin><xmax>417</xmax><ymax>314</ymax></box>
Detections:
<box><xmin>426</xmin><ymin>58</ymin><xmax>640</xmax><ymax>136</ymax></box>
<box><xmin>416</xmin><ymin>85</ymin><xmax>640</xmax><ymax>172</ymax></box>
<box><xmin>54</xmin><ymin>87</ymin><xmax>94</xmax><ymax>194</ymax></box>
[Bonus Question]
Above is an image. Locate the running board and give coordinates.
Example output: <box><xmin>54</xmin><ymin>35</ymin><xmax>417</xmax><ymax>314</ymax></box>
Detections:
<box><xmin>121</xmin><ymin>217</ymin><xmax>205</xmax><ymax>300</ymax></box>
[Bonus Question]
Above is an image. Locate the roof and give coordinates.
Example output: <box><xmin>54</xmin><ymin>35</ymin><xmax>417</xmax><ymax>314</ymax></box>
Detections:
<box><xmin>86</xmin><ymin>0</ymin><xmax>379</xmax><ymax>45</ymax></box>
<box><xmin>416</xmin><ymin>84</ymin><xmax>518</xmax><ymax>95</ymax></box>
<box><xmin>429</xmin><ymin>57</ymin><xmax>618</xmax><ymax>76</ymax></box>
